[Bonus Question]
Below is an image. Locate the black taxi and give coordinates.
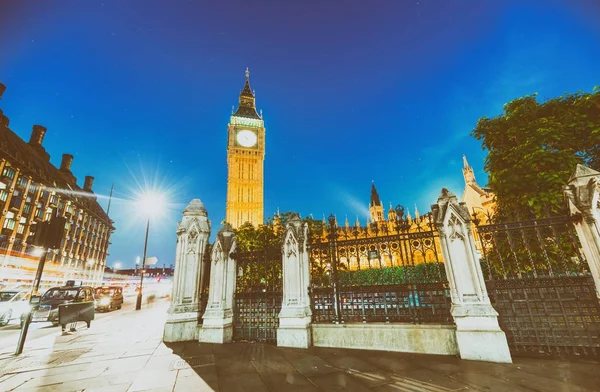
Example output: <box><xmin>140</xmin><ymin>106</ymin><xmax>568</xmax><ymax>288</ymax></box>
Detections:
<box><xmin>29</xmin><ymin>281</ymin><xmax>95</xmax><ymax>326</ymax></box>
<box><xmin>93</xmin><ymin>286</ymin><xmax>124</xmax><ymax>312</ymax></box>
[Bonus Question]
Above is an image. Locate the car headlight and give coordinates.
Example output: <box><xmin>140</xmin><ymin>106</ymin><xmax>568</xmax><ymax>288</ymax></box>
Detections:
<box><xmin>100</xmin><ymin>298</ymin><xmax>110</xmax><ymax>305</ymax></box>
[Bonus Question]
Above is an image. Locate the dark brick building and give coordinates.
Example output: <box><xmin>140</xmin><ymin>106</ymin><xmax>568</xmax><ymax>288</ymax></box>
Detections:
<box><xmin>0</xmin><ymin>83</ymin><xmax>114</xmax><ymax>289</ymax></box>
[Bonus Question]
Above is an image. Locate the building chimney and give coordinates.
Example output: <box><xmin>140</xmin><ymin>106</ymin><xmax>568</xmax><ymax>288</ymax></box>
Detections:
<box><xmin>84</xmin><ymin>176</ymin><xmax>94</xmax><ymax>192</ymax></box>
<box><xmin>58</xmin><ymin>153</ymin><xmax>77</xmax><ymax>184</ymax></box>
<box><xmin>29</xmin><ymin>125</ymin><xmax>47</xmax><ymax>146</ymax></box>
<box><xmin>0</xmin><ymin>83</ymin><xmax>6</xmax><ymax>100</ymax></box>
<box><xmin>28</xmin><ymin>125</ymin><xmax>50</xmax><ymax>161</ymax></box>
<box><xmin>60</xmin><ymin>154</ymin><xmax>74</xmax><ymax>171</ymax></box>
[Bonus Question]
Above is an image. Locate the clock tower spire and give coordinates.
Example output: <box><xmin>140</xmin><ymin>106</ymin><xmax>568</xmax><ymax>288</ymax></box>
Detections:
<box><xmin>225</xmin><ymin>69</ymin><xmax>265</xmax><ymax>228</ymax></box>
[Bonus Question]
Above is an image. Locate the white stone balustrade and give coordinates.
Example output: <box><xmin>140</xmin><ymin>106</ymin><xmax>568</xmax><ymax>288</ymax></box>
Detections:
<box><xmin>277</xmin><ymin>213</ymin><xmax>313</xmax><ymax>348</ymax></box>
<box><xmin>198</xmin><ymin>223</ymin><xmax>237</xmax><ymax>344</ymax></box>
<box><xmin>431</xmin><ymin>189</ymin><xmax>512</xmax><ymax>363</ymax></box>
<box><xmin>164</xmin><ymin>199</ymin><xmax>211</xmax><ymax>342</ymax></box>
<box><xmin>565</xmin><ymin>164</ymin><xmax>600</xmax><ymax>298</ymax></box>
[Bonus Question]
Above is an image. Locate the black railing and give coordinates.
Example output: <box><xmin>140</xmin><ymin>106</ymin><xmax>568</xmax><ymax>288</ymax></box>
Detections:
<box><xmin>475</xmin><ymin>214</ymin><xmax>600</xmax><ymax>359</ymax></box>
<box><xmin>231</xmin><ymin>249</ymin><xmax>282</xmax><ymax>343</ymax></box>
<box><xmin>310</xmin><ymin>209</ymin><xmax>452</xmax><ymax>325</ymax></box>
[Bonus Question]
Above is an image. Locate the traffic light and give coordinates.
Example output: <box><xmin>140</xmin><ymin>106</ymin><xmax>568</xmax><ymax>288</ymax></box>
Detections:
<box><xmin>30</xmin><ymin>216</ymin><xmax>66</xmax><ymax>249</ymax></box>
<box><xmin>47</xmin><ymin>216</ymin><xmax>66</xmax><ymax>249</ymax></box>
<box><xmin>31</xmin><ymin>221</ymin><xmax>50</xmax><ymax>247</ymax></box>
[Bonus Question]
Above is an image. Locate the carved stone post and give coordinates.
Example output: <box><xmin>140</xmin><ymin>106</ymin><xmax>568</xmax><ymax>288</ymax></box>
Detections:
<box><xmin>277</xmin><ymin>214</ymin><xmax>312</xmax><ymax>348</ymax></box>
<box><xmin>163</xmin><ymin>199</ymin><xmax>211</xmax><ymax>342</ymax></box>
<box><xmin>432</xmin><ymin>189</ymin><xmax>512</xmax><ymax>363</ymax></box>
<box><xmin>198</xmin><ymin>223</ymin><xmax>237</xmax><ymax>344</ymax></box>
<box><xmin>565</xmin><ymin>164</ymin><xmax>600</xmax><ymax>298</ymax></box>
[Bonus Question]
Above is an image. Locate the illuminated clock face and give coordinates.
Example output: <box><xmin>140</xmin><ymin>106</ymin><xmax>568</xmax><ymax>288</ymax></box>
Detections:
<box><xmin>236</xmin><ymin>130</ymin><xmax>257</xmax><ymax>147</ymax></box>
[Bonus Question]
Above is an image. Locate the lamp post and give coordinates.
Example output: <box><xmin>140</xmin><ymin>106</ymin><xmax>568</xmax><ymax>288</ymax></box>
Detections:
<box><xmin>136</xmin><ymin>219</ymin><xmax>150</xmax><ymax>310</ymax></box>
<box><xmin>135</xmin><ymin>191</ymin><xmax>165</xmax><ymax>311</ymax></box>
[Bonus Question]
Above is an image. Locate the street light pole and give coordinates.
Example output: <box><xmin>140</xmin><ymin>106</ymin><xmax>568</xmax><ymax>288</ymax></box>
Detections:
<box><xmin>136</xmin><ymin>218</ymin><xmax>150</xmax><ymax>310</ymax></box>
<box><xmin>15</xmin><ymin>248</ymin><xmax>48</xmax><ymax>355</ymax></box>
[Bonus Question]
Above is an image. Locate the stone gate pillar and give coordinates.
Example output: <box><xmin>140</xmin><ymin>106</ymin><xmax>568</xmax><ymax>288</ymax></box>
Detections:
<box><xmin>164</xmin><ymin>199</ymin><xmax>211</xmax><ymax>342</ymax></box>
<box><xmin>277</xmin><ymin>214</ymin><xmax>312</xmax><ymax>348</ymax></box>
<box><xmin>565</xmin><ymin>164</ymin><xmax>600</xmax><ymax>298</ymax></box>
<box><xmin>199</xmin><ymin>223</ymin><xmax>237</xmax><ymax>344</ymax></box>
<box><xmin>431</xmin><ymin>189</ymin><xmax>512</xmax><ymax>363</ymax></box>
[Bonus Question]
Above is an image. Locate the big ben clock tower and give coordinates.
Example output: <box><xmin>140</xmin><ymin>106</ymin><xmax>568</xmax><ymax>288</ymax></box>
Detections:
<box><xmin>225</xmin><ymin>68</ymin><xmax>265</xmax><ymax>228</ymax></box>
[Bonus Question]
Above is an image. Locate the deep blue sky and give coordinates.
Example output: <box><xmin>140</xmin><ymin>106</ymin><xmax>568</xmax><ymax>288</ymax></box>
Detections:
<box><xmin>1</xmin><ymin>0</ymin><xmax>599</xmax><ymax>268</ymax></box>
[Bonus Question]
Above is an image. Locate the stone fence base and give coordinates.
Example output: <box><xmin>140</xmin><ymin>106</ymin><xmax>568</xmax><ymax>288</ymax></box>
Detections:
<box><xmin>311</xmin><ymin>323</ymin><xmax>458</xmax><ymax>356</ymax></box>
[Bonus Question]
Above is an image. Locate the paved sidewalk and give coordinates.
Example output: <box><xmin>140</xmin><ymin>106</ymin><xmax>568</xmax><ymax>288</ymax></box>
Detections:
<box><xmin>0</xmin><ymin>299</ymin><xmax>598</xmax><ymax>391</ymax></box>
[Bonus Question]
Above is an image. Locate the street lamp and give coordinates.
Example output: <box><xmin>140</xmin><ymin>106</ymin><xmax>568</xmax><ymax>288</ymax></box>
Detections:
<box><xmin>136</xmin><ymin>190</ymin><xmax>165</xmax><ymax>310</ymax></box>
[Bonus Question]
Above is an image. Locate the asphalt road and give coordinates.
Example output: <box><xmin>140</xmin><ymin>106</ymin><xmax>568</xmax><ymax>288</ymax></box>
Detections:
<box><xmin>0</xmin><ymin>293</ymin><xmax>143</xmax><ymax>354</ymax></box>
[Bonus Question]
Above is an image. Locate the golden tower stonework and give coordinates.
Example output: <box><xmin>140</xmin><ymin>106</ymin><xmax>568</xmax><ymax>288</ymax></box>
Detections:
<box><xmin>225</xmin><ymin>69</ymin><xmax>265</xmax><ymax>228</ymax></box>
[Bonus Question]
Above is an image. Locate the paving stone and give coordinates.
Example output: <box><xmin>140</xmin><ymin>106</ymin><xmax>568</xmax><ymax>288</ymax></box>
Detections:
<box><xmin>258</xmin><ymin>373</ymin><xmax>319</xmax><ymax>392</ymax></box>
<box><xmin>84</xmin><ymin>382</ymin><xmax>133</xmax><ymax>392</ymax></box>
<box><xmin>174</xmin><ymin>371</ymin><xmax>220</xmax><ymax>392</ymax></box>
<box><xmin>127</xmin><ymin>369</ymin><xmax>178</xmax><ymax>391</ymax></box>
<box><xmin>308</xmin><ymin>371</ymin><xmax>372</xmax><ymax>391</ymax></box>
<box><xmin>0</xmin><ymin>373</ymin><xmax>31</xmax><ymax>391</ymax></box>
<box><xmin>217</xmin><ymin>370</ymin><xmax>269</xmax><ymax>392</ymax></box>
<box><xmin>13</xmin><ymin>366</ymin><xmax>106</xmax><ymax>389</ymax></box>
<box><xmin>121</xmin><ymin>348</ymin><xmax>156</xmax><ymax>358</ymax></box>
<box><xmin>144</xmin><ymin>353</ymin><xmax>182</xmax><ymax>371</ymax></box>
<box><xmin>100</xmin><ymin>355</ymin><xmax>152</xmax><ymax>375</ymax></box>
<box><xmin>278</xmin><ymin>349</ymin><xmax>338</xmax><ymax>377</ymax></box>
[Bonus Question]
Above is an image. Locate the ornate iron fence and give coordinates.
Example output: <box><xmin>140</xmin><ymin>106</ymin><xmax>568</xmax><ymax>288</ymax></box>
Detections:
<box><xmin>474</xmin><ymin>214</ymin><xmax>600</xmax><ymax>359</ymax></box>
<box><xmin>231</xmin><ymin>248</ymin><xmax>282</xmax><ymax>343</ymax></box>
<box><xmin>309</xmin><ymin>208</ymin><xmax>452</xmax><ymax>325</ymax></box>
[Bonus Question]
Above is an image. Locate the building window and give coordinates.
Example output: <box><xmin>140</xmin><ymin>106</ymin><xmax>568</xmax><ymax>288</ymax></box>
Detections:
<box><xmin>3</xmin><ymin>213</ymin><xmax>16</xmax><ymax>230</ymax></box>
<box><xmin>0</xmin><ymin>189</ymin><xmax>8</xmax><ymax>203</ymax></box>
<box><xmin>28</xmin><ymin>184</ymin><xmax>37</xmax><ymax>194</ymax></box>
<box><xmin>23</xmin><ymin>204</ymin><xmax>32</xmax><ymax>214</ymax></box>
<box><xmin>9</xmin><ymin>194</ymin><xmax>23</xmax><ymax>210</ymax></box>
<box><xmin>17</xmin><ymin>176</ymin><xmax>28</xmax><ymax>188</ymax></box>
<box><xmin>2</xmin><ymin>167</ymin><xmax>16</xmax><ymax>180</ymax></box>
<box><xmin>17</xmin><ymin>224</ymin><xmax>25</xmax><ymax>235</ymax></box>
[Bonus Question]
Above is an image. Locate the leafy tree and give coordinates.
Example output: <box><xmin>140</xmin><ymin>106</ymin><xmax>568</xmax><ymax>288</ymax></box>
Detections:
<box><xmin>232</xmin><ymin>212</ymin><xmax>325</xmax><ymax>252</ymax></box>
<box><xmin>231</xmin><ymin>212</ymin><xmax>325</xmax><ymax>292</ymax></box>
<box><xmin>471</xmin><ymin>88</ymin><xmax>600</xmax><ymax>218</ymax></box>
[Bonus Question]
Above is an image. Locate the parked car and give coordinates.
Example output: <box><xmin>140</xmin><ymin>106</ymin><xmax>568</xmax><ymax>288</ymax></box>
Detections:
<box><xmin>28</xmin><ymin>283</ymin><xmax>95</xmax><ymax>326</ymax></box>
<box><xmin>94</xmin><ymin>286</ymin><xmax>123</xmax><ymax>312</ymax></box>
<box><xmin>0</xmin><ymin>289</ymin><xmax>30</xmax><ymax>326</ymax></box>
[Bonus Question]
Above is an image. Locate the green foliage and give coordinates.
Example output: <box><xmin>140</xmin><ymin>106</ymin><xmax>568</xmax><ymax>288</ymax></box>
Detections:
<box><xmin>310</xmin><ymin>263</ymin><xmax>447</xmax><ymax>286</ymax></box>
<box><xmin>231</xmin><ymin>212</ymin><xmax>326</xmax><ymax>291</ymax></box>
<box><xmin>233</xmin><ymin>212</ymin><xmax>325</xmax><ymax>252</ymax></box>
<box><xmin>471</xmin><ymin>89</ymin><xmax>600</xmax><ymax>218</ymax></box>
<box><xmin>234</xmin><ymin>222</ymin><xmax>279</xmax><ymax>252</ymax></box>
